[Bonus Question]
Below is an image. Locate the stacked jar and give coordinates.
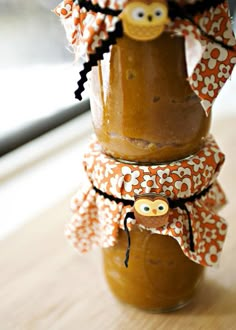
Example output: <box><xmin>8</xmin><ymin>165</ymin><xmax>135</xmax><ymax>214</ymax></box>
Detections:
<box><xmin>55</xmin><ymin>0</ymin><xmax>234</xmax><ymax>313</ymax></box>
<box><xmin>90</xmin><ymin>33</ymin><xmax>210</xmax><ymax>311</ymax></box>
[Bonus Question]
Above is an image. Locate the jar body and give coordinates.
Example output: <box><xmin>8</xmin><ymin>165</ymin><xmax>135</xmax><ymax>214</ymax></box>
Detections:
<box><xmin>90</xmin><ymin>33</ymin><xmax>208</xmax><ymax>311</ymax></box>
<box><xmin>90</xmin><ymin>34</ymin><xmax>211</xmax><ymax>163</ymax></box>
<box><xmin>103</xmin><ymin>230</ymin><xmax>204</xmax><ymax>311</ymax></box>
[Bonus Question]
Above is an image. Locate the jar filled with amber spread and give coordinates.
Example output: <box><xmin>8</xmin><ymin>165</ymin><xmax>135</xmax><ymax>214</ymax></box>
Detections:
<box><xmin>90</xmin><ymin>34</ymin><xmax>211</xmax><ymax>164</ymax></box>
<box><xmin>90</xmin><ymin>33</ymin><xmax>207</xmax><ymax>311</ymax></box>
<box><xmin>55</xmin><ymin>0</ymin><xmax>232</xmax><ymax>314</ymax></box>
<box><xmin>103</xmin><ymin>230</ymin><xmax>203</xmax><ymax>311</ymax></box>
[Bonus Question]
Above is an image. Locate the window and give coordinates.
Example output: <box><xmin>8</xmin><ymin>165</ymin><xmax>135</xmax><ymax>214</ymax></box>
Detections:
<box><xmin>0</xmin><ymin>0</ymin><xmax>89</xmax><ymax>156</ymax></box>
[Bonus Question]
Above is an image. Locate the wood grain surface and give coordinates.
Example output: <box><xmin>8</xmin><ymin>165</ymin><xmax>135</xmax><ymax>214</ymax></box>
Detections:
<box><xmin>0</xmin><ymin>118</ymin><xmax>236</xmax><ymax>330</ymax></box>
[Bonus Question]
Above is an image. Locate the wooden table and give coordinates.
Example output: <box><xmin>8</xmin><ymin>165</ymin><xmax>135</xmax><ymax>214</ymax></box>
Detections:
<box><xmin>1</xmin><ymin>118</ymin><xmax>236</xmax><ymax>330</ymax></box>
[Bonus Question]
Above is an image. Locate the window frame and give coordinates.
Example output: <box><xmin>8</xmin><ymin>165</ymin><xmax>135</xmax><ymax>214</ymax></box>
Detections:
<box><xmin>0</xmin><ymin>99</ymin><xmax>90</xmax><ymax>157</ymax></box>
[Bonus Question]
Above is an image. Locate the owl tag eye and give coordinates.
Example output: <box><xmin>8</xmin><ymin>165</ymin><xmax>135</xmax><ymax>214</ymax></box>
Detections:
<box><xmin>132</xmin><ymin>7</ymin><xmax>145</xmax><ymax>20</ymax></box>
<box><xmin>154</xmin><ymin>8</ymin><xmax>164</xmax><ymax>18</ymax></box>
<box><xmin>139</xmin><ymin>203</ymin><xmax>151</xmax><ymax>213</ymax></box>
<box><xmin>156</xmin><ymin>202</ymin><xmax>168</xmax><ymax>215</ymax></box>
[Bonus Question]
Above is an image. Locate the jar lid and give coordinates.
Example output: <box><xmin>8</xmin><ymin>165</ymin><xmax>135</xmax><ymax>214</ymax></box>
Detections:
<box><xmin>66</xmin><ymin>135</ymin><xmax>227</xmax><ymax>267</ymax></box>
<box><xmin>54</xmin><ymin>0</ymin><xmax>236</xmax><ymax>114</ymax></box>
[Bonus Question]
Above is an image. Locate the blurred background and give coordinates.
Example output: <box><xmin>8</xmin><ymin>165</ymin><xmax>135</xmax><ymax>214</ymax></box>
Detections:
<box><xmin>0</xmin><ymin>0</ymin><xmax>92</xmax><ymax>238</ymax></box>
<box><xmin>0</xmin><ymin>1</ymin><xmax>235</xmax><ymax>239</ymax></box>
<box><xmin>0</xmin><ymin>0</ymin><xmax>88</xmax><ymax>142</ymax></box>
<box><xmin>0</xmin><ymin>0</ymin><xmax>70</xmax><ymax>66</ymax></box>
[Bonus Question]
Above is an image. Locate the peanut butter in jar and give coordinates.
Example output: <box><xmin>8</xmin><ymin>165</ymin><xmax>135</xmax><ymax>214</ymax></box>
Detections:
<box><xmin>54</xmin><ymin>0</ymin><xmax>232</xmax><ymax>313</ymax></box>
<box><xmin>103</xmin><ymin>230</ymin><xmax>204</xmax><ymax>311</ymax></box>
<box><xmin>90</xmin><ymin>34</ymin><xmax>211</xmax><ymax>164</ymax></box>
<box><xmin>89</xmin><ymin>32</ymin><xmax>208</xmax><ymax>311</ymax></box>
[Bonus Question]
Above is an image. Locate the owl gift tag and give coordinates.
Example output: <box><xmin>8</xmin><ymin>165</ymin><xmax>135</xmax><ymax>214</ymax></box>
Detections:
<box><xmin>134</xmin><ymin>193</ymin><xmax>170</xmax><ymax>229</ymax></box>
<box><xmin>120</xmin><ymin>1</ymin><xmax>170</xmax><ymax>41</ymax></box>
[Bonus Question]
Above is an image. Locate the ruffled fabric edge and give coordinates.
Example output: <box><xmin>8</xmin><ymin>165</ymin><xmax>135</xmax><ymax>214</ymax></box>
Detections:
<box><xmin>65</xmin><ymin>136</ymin><xmax>227</xmax><ymax>267</ymax></box>
<box><xmin>54</xmin><ymin>0</ymin><xmax>236</xmax><ymax>113</ymax></box>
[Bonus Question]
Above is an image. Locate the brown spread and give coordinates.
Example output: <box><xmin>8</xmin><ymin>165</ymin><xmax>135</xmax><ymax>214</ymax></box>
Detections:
<box><xmin>90</xmin><ymin>33</ymin><xmax>211</xmax><ymax>164</ymax></box>
<box><xmin>90</xmin><ymin>32</ymin><xmax>208</xmax><ymax>310</ymax></box>
<box><xmin>103</xmin><ymin>230</ymin><xmax>204</xmax><ymax>311</ymax></box>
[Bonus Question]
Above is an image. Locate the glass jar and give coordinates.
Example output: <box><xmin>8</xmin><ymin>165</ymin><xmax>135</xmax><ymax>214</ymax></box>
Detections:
<box><xmin>103</xmin><ymin>230</ymin><xmax>204</xmax><ymax>311</ymax></box>
<box><xmin>90</xmin><ymin>32</ymin><xmax>209</xmax><ymax>311</ymax></box>
<box><xmin>90</xmin><ymin>33</ymin><xmax>211</xmax><ymax>164</ymax></box>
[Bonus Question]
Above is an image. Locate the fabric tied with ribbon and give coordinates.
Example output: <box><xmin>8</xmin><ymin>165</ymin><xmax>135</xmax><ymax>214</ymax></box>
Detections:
<box><xmin>66</xmin><ymin>135</ymin><xmax>227</xmax><ymax>267</ymax></box>
<box><xmin>54</xmin><ymin>0</ymin><xmax>236</xmax><ymax>114</ymax></box>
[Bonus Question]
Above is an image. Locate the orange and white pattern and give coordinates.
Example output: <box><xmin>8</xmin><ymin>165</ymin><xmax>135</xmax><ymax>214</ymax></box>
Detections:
<box><xmin>168</xmin><ymin>1</ymin><xmax>236</xmax><ymax>114</ymax></box>
<box><xmin>55</xmin><ymin>0</ymin><xmax>236</xmax><ymax>114</ymax></box>
<box><xmin>54</xmin><ymin>0</ymin><xmax>119</xmax><ymax>61</ymax></box>
<box><xmin>66</xmin><ymin>135</ymin><xmax>227</xmax><ymax>267</ymax></box>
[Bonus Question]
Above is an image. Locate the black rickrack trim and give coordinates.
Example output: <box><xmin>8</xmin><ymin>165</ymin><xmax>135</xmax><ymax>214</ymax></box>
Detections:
<box><xmin>72</xmin><ymin>0</ymin><xmax>234</xmax><ymax>101</ymax></box>
<box><xmin>185</xmin><ymin>15</ymin><xmax>235</xmax><ymax>51</ymax></box>
<box><xmin>74</xmin><ymin>21</ymin><xmax>123</xmax><ymax>100</ymax></box>
<box><xmin>77</xmin><ymin>0</ymin><xmax>122</xmax><ymax>16</ymax></box>
<box><xmin>168</xmin><ymin>0</ymin><xmax>226</xmax><ymax>19</ymax></box>
<box><xmin>74</xmin><ymin>0</ymin><xmax>225</xmax><ymax>18</ymax></box>
<box><xmin>168</xmin><ymin>0</ymin><xmax>235</xmax><ymax>51</ymax></box>
<box><xmin>93</xmin><ymin>184</ymin><xmax>212</xmax><ymax>267</ymax></box>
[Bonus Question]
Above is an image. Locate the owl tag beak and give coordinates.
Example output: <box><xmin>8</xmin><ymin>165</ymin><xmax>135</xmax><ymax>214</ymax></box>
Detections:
<box><xmin>152</xmin><ymin>209</ymin><xmax>157</xmax><ymax>215</ymax></box>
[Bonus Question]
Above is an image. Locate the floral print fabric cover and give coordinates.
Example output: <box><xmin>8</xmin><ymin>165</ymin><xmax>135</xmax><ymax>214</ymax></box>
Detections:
<box><xmin>66</xmin><ymin>135</ymin><xmax>227</xmax><ymax>267</ymax></box>
<box><xmin>55</xmin><ymin>0</ymin><xmax>236</xmax><ymax>114</ymax></box>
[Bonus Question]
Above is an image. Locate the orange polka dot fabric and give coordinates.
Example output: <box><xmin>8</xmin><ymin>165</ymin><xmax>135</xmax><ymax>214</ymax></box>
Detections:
<box><xmin>54</xmin><ymin>0</ymin><xmax>236</xmax><ymax>114</ymax></box>
<box><xmin>66</xmin><ymin>135</ymin><xmax>227</xmax><ymax>267</ymax></box>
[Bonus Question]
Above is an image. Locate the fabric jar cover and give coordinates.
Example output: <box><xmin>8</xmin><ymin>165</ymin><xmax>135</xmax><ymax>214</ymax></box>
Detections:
<box><xmin>66</xmin><ymin>135</ymin><xmax>227</xmax><ymax>267</ymax></box>
<box><xmin>54</xmin><ymin>0</ymin><xmax>236</xmax><ymax>114</ymax></box>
